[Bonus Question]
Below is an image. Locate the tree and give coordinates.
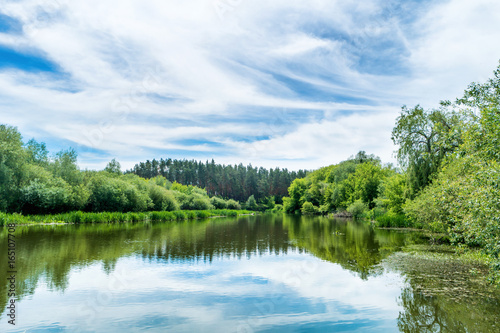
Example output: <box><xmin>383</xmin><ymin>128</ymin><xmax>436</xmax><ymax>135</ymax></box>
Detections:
<box><xmin>392</xmin><ymin>105</ymin><xmax>462</xmax><ymax>198</ymax></box>
<box><xmin>51</xmin><ymin>148</ymin><xmax>81</xmax><ymax>186</ymax></box>
<box><xmin>104</xmin><ymin>158</ymin><xmax>122</xmax><ymax>175</ymax></box>
<box><xmin>344</xmin><ymin>162</ymin><xmax>384</xmax><ymax>209</ymax></box>
<box><xmin>26</xmin><ymin>139</ymin><xmax>48</xmax><ymax>165</ymax></box>
<box><xmin>378</xmin><ymin>173</ymin><xmax>406</xmax><ymax>214</ymax></box>
<box><xmin>283</xmin><ymin>178</ymin><xmax>309</xmax><ymax>214</ymax></box>
<box><xmin>301</xmin><ymin>201</ymin><xmax>317</xmax><ymax>215</ymax></box>
<box><xmin>245</xmin><ymin>194</ymin><xmax>257</xmax><ymax>210</ymax></box>
<box><xmin>347</xmin><ymin>200</ymin><xmax>368</xmax><ymax>219</ymax></box>
<box><xmin>0</xmin><ymin>125</ymin><xmax>27</xmax><ymax>211</ymax></box>
<box><xmin>226</xmin><ymin>199</ymin><xmax>241</xmax><ymax>210</ymax></box>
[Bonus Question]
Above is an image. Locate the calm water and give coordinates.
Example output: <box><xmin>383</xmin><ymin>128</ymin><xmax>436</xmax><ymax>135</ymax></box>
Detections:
<box><xmin>1</xmin><ymin>214</ymin><xmax>499</xmax><ymax>332</ymax></box>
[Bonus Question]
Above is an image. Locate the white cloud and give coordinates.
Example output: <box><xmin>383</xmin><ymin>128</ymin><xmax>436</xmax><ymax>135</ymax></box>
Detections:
<box><xmin>408</xmin><ymin>0</ymin><xmax>500</xmax><ymax>106</ymax></box>
<box><xmin>1</xmin><ymin>0</ymin><xmax>500</xmax><ymax>170</ymax></box>
<box><xmin>14</xmin><ymin>254</ymin><xmax>404</xmax><ymax>332</ymax></box>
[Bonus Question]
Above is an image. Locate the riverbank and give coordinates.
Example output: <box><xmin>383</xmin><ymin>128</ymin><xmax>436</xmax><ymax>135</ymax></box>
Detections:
<box><xmin>0</xmin><ymin>209</ymin><xmax>252</xmax><ymax>225</ymax></box>
<box><xmin>370</xmin><ymin>218</ymin><xmax>500</xmax><ymax>287</ymax></box>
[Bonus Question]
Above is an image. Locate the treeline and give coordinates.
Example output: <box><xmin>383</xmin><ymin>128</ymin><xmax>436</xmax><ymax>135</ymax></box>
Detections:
<box><xmin>0</xmin><ymin>129</ymin><xmax>250</xmax><ymax>215</ymax></box>
<box><xmin>128</xmin><ymin>158</ymin><xmax>308</xmax><ymax>203</ymax></box>
<box><xmin>280</xmin><ymin>151</ymin><xmax>404</xmax><ymax>220</ymax></box>
<box><xmin>283</xmin><ymin>61</ymin><xmax>500</xmax><ymax>283</ymax></box>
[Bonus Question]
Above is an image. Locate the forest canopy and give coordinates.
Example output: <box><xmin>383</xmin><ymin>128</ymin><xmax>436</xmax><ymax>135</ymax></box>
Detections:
<box><xmin>281</xmin><ymin>61</ymin><xmax>500</xmax><ymax>283</ymax></box>
<box><xmin>128</xmin><ymin>158</ymin><xmax>307</xmax><ymax>203</ymax></box>
<box><xmin>0</xmin><ymin>131</ymin><xmax>258</xmax><ymax>214</ymax></box>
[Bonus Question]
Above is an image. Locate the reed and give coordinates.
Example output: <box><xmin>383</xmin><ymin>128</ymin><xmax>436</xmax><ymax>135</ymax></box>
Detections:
<box><xmin>0</xmin><ymin>209</ymin><xmax>252</xmax><ymax>225</ymax></box>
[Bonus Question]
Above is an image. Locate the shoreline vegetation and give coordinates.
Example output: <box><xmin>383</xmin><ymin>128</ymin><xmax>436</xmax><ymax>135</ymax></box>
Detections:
<box><xmin>1</xmin><ymin>63</ymin><xmax>499</xmax><ymax>285</ymax></box>
<box><xmin>278</xmin><ymin>63</ymin><xmax>500</xmax><ymax>285</ymax></box>
<box><xmin>0</xmin><ymin>209</ymin><xmax>251</xmax><ymax>226</ymax></box>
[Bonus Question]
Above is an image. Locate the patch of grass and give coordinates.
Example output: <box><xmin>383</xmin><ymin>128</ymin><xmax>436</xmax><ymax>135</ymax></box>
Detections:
<box><xmin>0</xmin><ymin>209</ymin><xmax>253</xmax><ymax>225</ymax></box>
<box><xmin>375</xmin><ymin>211</ymin><xmax>419</xmax><ymax>228</ymax></box>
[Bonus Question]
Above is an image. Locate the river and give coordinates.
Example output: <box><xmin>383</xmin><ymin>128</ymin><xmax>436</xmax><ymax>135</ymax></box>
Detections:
<box><xmin>1</xmin><ymin>214</ymin><xmax>499</xmax><ymax>332</ymax></box>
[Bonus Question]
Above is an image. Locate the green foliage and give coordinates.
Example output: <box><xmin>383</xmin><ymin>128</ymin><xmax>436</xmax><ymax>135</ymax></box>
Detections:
<box><xmin>375</xmin><ymin>211</ymin><xmax>412</xmax><ymax>228</ymax></box>
<box><xmin>283</xmin><ymin>153</ymin><xmax>389</xmax><ymax>215</ymax></box>
<box><xmin>50</xmin><ymin>148</ymin><xmax>82</xmax><ymax>186</ymax></box>
<box><xmin>226</xmin><ymin>199</ymin><xmax>241</xmax><ymax>210</ymax></box>
<box><xmin>301</xmin><ymin>201</ymin><xmax>318</xmax><ymax>215</ymax></box>
<box><xmin>343</xmin><ymin>162</ymin><xmax>385</xmax><ymax>209</ymax></box>
<box><xmin>148</xmin><ymin>185</ymin><xmax>178</xmax><ymax>211</ymax></box>
<box><xmin>26</xmin><ymin>139</ymin><xmax>48</xmax><ymax>165</ymax></box>
<box><xmin>391</xmin><ymin>105</ymin><xmax>462</xmax><ymax>198</ymax></box>
<box><xmin>19</xmin><ymin>178</ymin><xmax>73</xmax><ymax>214</ymax></box>
<box><xmin>86</xmin><ymin>174</ymin><xmax>150</xmax><ymax>212</ymax></box>
<box><xmin>149</xmin><ymin>175</ymin><xmax>172</xmax><ymax>189</ymax></box>
<box><xmin>104</xmin><ymin>159</ymin><xmax>122</xmax><ymax>175</ymax></box>
<box><xmin>269</xmin><ymin>204</ymin><xmax>283</xmax><ymax>213</ymax></box>
<box><xmin>346</xmin><ymin>200</ymin><xmax>368</xmax><ymax>219</ymax></box>
<box><xmin>130</xmin><ymin>158</ymin><xmax>307</xmax><ymax>203</ymax></box>
<box><xmin>0</xmin><ymin>125</ymin><xmax>26</xmax><ymax>212</ymax></box>
<box><xmin>397</xmin><ymin>61</ymin><xmax>500</xmax><ymax>284</ymax></box>
<box><xmin>0</xmin><ymin>209</ymin><xmax>250</xmax><ymax>224</ymax></box>
<box><xmin>210</xmin><ymin>196</ymin><xmax>228</xmax><ymax>209</ymax></box>
<box><xmin>261</xmin><ymin>196</ymin><xmax>276</xmax><ymax>211</ymax></box>
<box><xmin>378</xmin><ymin>173</ymin><xmax>407</xmax><ymax>214</ymax></box>
<box><xmin>245</xmin><ymin>194</ymin><xmax>257</xmax><ymax>210</ymax></box>
<box><xmin>283</xmin><ymin>178</ymin><xmax>309</xmax><ymax>214</ymax></box>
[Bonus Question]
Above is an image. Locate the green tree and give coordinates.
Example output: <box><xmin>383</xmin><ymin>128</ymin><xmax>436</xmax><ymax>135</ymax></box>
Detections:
<box><xmin>50</xmin><ymin>148</ymin><xmax>82</xmax><ymax>186</ymax></box>
<box><xmin>301</xmin><ymin>201</ymin><xmax>317</xmax><ymax>215</ymax></box>
<box><xmin>343</xmin><ymin>162</ymin><xmax>384</xmax><ymax>209</ymax></box>
<box><xmin>104</xmin><ymin>158</ymin><xmax>122</xmax><ymax>175</ymax></box>
<box><xmin>347</xmin><ymin>200</ymin><xmax>368</xmax><ymax>219</ymax></box>
<box><xmin>283</xmin><ymin>178</ymin><xmax>308</xmax><ymax>214</ymax></box>
<box><xmin>210</xmin><ymin>196</ymin><xmax>228</xmax><ymax>209</ymax></box>
<box><xmin>392</xmin><ymin>105</ymin><xmax>462</xmax><ymax>198</ymax></box>
<box><xmin>245</xmin><ymin>194</ymin><xmax>257</xmax><ymax>210</ymax></box>
<box><xmin>148</xmin><ymin>184</ymin><xmax>178</xmax><ymax>211</ymax></box>
<box><xmin>0</xmin><ymin>125</ymin><xmax>27</xmax><ymax>212</ymax></box>
<box><xmin>378</xmin><ymin>172</ymin><xmax>406</xmax><ymax>214</ymax></box>
<box><xmin>226</xmin><ymin>199</ymin><xmax>241</xmax><ymax>210</ymax></box>
<box><xmin>26</xmin><ymin>139</ymin><xmax>48</xmax><ymax>165</ymax></box>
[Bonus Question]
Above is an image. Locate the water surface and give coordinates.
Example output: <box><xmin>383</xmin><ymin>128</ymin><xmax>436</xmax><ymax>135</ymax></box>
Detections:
<box><xmin>1</xmin><ymin>214</ymin><xmax>499</xmax><ymax>332</ymax></box>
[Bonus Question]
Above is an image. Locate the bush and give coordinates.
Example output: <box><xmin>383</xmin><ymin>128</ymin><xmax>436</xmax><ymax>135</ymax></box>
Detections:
<box><xmin>375</xmin><ymin>211</ymin><xmax>412</xmax><ymax>228</ymax></box>
<box><xmin>269</xmin><ymin>204</ymin><xmax>283</xmax><ymax>213</ymax></box>
<box><xmin>245</xmin><ymin>195</ymin><xmax>258</xmax><ymax>210</ymax></box>
<box><xmin>347</xmin><ymin>200</ymin><xmax>368</xmax><ymax>219</ymax></box>
<box><xmin>148</xmin><ymin>185</ymin><xmax>179</xmax><ymax>211</ymax></box>
<box><xmin>19</xmin><ymin>178</ymin><xmax>73</xmax><ymax>214</ymax></box>
<box><xmin>226</xmin><ymin>199</ymin><xmax>241</xmax><ymax>210</ymax></box>
<box><xmin>86</xmin><ymin>175</ymin><xmax>150</xmax><ymax>212</ymax></box>
<box><xmin>190</xmin><ymin>197</ymin><xmax>212</xmax><ymax>210</ymax></box>
<box><xmin>196</xmin><ymin>210</ymin><xmax>210</xmax><ymax>218</ymax></box>
<box><xmin>301</xmin><ymin>202</ymin><xmax>317</xmax><ymax>215</ymax></box>
<box><xmin>210</xmin><ymin>197</ymin><xmax>227</xmax><ymax>209</ymax></box>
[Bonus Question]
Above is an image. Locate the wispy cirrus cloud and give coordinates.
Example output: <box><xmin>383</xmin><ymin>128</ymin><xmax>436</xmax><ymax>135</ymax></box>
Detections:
<box><xmin>0</xmin><ymin>0</ymin><xmax>500</xmax><ymax>170</ymax></box>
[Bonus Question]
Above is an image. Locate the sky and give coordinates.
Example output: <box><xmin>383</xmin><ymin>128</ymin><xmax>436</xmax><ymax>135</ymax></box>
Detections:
<box><xmin>1</xmin><ymin>0</ymin><xmax>500</xmax><ymax>171</ymax></box>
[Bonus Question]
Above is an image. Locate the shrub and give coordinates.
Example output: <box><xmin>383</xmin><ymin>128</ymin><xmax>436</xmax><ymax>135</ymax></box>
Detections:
<box><xmin>375</xmin><ymin>211</ymin><xmax>411</xmax><ymax>228</ymax></box>
<box><xmin>210</xmin><ymin>197</ymin><xmax>227</xmax><ymax>209</ymax></box>
<box><xmin>347</xmin><ymin>200</ymin><xmax>368</xmax><ymax>219</ymax></box>
<box><xmin>148</xmin><ymin>185</ymin><xmax>179</xmax><ymax>211</ymax></box>
<box><xmin>226</xmin><ymin>199</ymin><xmax>241</xmax><ymax>210</ymax></box>
<box><xmin>190</xmin><ymin>197</ymin><xmax>212</xmax><ymax>210</ymax></box>
<box><xmin>196</xmin><ymin>210</ymin><xmax>210</xmax><ymax>218</ymax></box>
<box><xmin>270</xmin><ymin>204</ymin><xmax>283</xmax><ymax>213</ymax></box>
<box><xmin>301</xmin><ymin>202</ymin><xmax>317</xmax><ymax>215</ymax></box>
<box><xmin>245</xmin><ymin>195</ymin><xmax>258</xmax><ymax>210</ymax></box>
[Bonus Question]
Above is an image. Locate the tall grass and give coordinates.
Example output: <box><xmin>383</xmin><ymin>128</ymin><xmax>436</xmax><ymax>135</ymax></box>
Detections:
<box><xmin>374</xmin><ymin>211</ymin><xmax>419</xmax><ymax>228</ymax></box>
<box><xmin>0</xmin><ymin>209</ymin><xmax>252</xmax><ymax>225</ymax></box>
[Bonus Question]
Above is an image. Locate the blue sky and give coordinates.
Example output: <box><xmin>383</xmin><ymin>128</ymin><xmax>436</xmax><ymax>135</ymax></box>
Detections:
<box><xmin>1</xmin><ymin>0</ymin><xmax>500</xmax><ymax>171</ymax></box>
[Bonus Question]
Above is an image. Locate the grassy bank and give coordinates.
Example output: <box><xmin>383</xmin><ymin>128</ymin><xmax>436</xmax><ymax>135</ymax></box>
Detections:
<box><xmin>0</xmin><ymin>209</ymin><xmax>252</xmax><ymax>225</ymax></box>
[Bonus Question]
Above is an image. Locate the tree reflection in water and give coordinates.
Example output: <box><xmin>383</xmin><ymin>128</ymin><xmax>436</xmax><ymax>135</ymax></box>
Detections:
<box><xmin>1</xmin><ymin>214</ymin><xmax>499</xmax><ymax>331</ymax></box>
